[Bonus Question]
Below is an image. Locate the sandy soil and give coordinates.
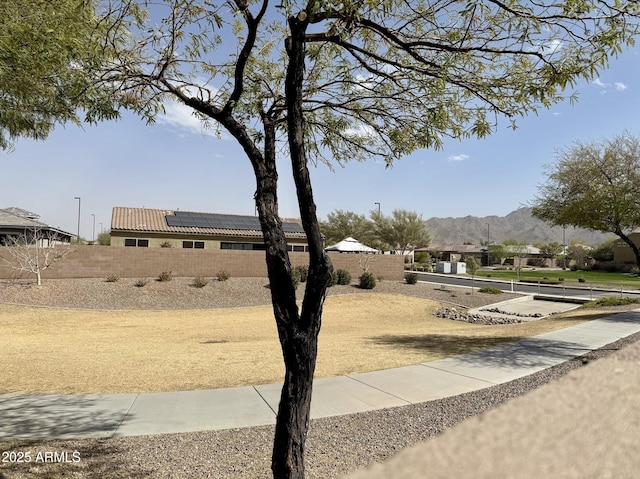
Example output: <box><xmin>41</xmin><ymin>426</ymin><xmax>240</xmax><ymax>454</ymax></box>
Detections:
<box><xmin>0</xmin><ymin>278</ymin><xmax>606</xmax><ymax>394</ymax></box>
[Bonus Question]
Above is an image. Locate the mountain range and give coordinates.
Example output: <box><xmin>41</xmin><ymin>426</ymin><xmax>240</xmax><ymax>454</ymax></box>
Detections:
<box><xmin>425</xmin><ymin>207</ymin><xmax>613</xmax><ymax>246</ymax></box>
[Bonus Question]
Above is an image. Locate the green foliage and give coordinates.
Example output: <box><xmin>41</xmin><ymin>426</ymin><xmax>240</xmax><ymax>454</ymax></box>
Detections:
<box><xmin>216</xmin><ymin>270</ymin><xmax>230</xmax><ymax>282</ymax></box>
<box><xmin>359</xmin><ymin>271</ymin><xmax>376</xmax><ymax>289</ymax></box>
<box><xmin>371</xmin><ymin>209</ymin><xmax>431</xmax><ymax>254</ymax></box>
<box><xmin>192</xmin><ymin>276</ymin><xmax>209</xmax><ymax>288</ymax></box>
<box><xmin>293</xmin><ymin>265</ymin><xmax>309</xmax><ymax>283</ymax></box>
<box><xmin>291</xmin><ymin>268</ymin><xmax>301</xmax><ymax>290</ymax></box>
<box><xmin>0</xmin><ymin>0</ymin><xmax>124</xmax><ymax>150</ymax></box>
<box><xmin>134</xmin><ymin>278</ymin><xmax>148</xmax><ymax>287</ymax></box>
<box><xmin>97</xmin><ymin>232</ymin><xmax>111</xmax><ymax>246</ymax></box>
<box><xmin>414</xmin><ymin>252</ymin><xmax>431</xmax><ymax>264</ymax></box>
<box><xmin>158</xmin><ymin>271</ymin><xmax>173</xmax><ymax>282</ymax></box>
<box><xmin>532</xmin><ymin>132</ymin><xmax>640</xmax><ymax>268</ymax></box>
<box><xmin>105</xmin><ymin>273</ymin><xmax>120</xmax><ymax>283</ymax></box>
<box><xmin>591</xmin><ymin>238</ymin><xmax>616</xmax><ymax>262</ymax></box>
<box><xmin>478</xmin><ymin>286</ymin><xmax>503</xmax><ymax>295</ymax></box>
<box><xmin>581</xmin><ymin>297</ymin><xmax>640</xmax><ymax>309</ymax></box>
<box><xmin>320</xmin><ymin>210</ymin><xmax>375</xmax><ymax>246</ymax></box>
<box><xmin>336</xmin><ymin>269</ymin><xmax>352</xmax><ymax>285</ymax></box>
<box><xmin>160</xmin><ymin>241</ymin><xmax>173</xmax><ymax>248</ymax></box>
<box><xmin>329</xmin><ymin>271</ymin><xmax>338</xmax><ymax>287</ymax></box>
<box><xmin>465</xmin><ymin>256</ymin><xmax>480</xmax><ymax>277</ymax></box>
<box><xmin>405</xmin><ymin>272</ymin><xmax>418</xmax><ymax>284</ymax></box>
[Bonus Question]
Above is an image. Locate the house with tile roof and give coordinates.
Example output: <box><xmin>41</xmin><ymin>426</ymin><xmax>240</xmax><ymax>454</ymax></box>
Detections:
<box><xmin>0</xmin><ymin>207</ymin><xmax>74</xmax><ymax>246</ymax></box>
<box><xmin>110</xmin><ymin>206</ymin><xmax>310</xmax><ymax>251</ymax></box>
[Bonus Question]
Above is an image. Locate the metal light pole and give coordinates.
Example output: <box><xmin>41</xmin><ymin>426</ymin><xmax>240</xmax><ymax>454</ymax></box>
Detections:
<box><xmin>91</xmin><ymin>214</ymin><xmax>96</xmax><ymax>243</ymax></box>
<box><xmin>74</xmin><ymin>197</ymin><xmax>81</xmax><ymax>243</ymax></box>
<box><xmin>374</xmin><ymin>202</ymin><xmax>381</xmax><ymax>216</ymax></box>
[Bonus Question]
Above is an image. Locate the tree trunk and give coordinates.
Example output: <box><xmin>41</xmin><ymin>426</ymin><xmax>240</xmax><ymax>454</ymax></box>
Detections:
<box><xmin>270</xmin><ymin>10</ymin><xmax>332</xmax><ymax>479</ymax></box>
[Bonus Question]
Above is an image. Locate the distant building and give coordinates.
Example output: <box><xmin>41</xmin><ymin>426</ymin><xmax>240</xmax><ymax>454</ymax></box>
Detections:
<box><xmin>613</xmin><ymin>231</ymin><xmax>640</xmax><ymax>265</ymax></box>
<box><xmin>110</xmin><ymin>206</ymin><xmax>310</xmax><ymax>251</ymax></box>
<box><xmin>0</xmin><ymin>207</ymin><xmax>74</xmax><ymax>246</ymax></box>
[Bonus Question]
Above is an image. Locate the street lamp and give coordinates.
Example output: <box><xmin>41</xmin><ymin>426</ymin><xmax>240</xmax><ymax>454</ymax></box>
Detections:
<box><xmin>91</xmin><ymin>214</ymin><xmax>96</xmax><ymax>243</ymax></box>
<box><xmin>74</xmin><ymin>197</ymin><xmax>81</xmax><ymax>243</ymax></box>
<box><xmin>374</xmin><ymin>202</ymin><xmax>381</xmax><ymax>216</ymax></box>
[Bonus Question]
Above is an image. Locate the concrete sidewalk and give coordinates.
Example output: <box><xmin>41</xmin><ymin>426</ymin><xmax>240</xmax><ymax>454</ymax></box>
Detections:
<box><xmin>1</xmin><ymin>309</ymin><xmax>639</xmax><ymax>441</ymax></box>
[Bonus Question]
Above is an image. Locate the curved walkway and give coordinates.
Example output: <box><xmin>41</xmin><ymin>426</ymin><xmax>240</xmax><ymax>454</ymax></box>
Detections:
<box><xmin>1</xmin><ymin>307</ymin><xmax>639</xmax><ymax>441</ymax></box>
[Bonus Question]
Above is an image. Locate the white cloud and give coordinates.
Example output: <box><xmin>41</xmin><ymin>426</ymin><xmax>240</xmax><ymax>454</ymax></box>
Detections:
<box><xmin>593</xmin><ymin>78</ymin><xmax>629</xmax><ymax>93</ymax></box>
<box><xmin>448</xmin><ymin>154</ymin><xmax>469</xmax><ymax>162</ymax></box>
<box><xmin>156</xmin><ymin>100</ymin><xmax>223</xmax><ymax>138</ymax></box>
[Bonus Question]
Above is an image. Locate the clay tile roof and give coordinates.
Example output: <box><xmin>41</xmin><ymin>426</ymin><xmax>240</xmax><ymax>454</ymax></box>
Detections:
<box><xmin>110</xmin><ymin>207</ymin><xmax>307</xmax><ymax>238</ymax></box>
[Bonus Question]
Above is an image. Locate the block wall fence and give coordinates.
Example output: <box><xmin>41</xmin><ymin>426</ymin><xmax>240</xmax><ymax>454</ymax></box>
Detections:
<box><xmin>0</xmin><ymin>245</ymin><xmax>405</xmax><ymax>281</ymax></box>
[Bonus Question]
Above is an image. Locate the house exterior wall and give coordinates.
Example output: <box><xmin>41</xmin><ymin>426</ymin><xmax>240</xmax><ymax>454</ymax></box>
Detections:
<box><xmin>0</xmin><ymin>245</ymin><xmax>404</xmax><ymax>281</ymax></box>
<box><xmin>109</xmin><ymin>231</ymin><xmax>309</xmax><ymax>249</ymax></box>
<box><xmin>613</xmin><ymin>232</ymin><xmax>640</xmax><ymax>264</ymax></box>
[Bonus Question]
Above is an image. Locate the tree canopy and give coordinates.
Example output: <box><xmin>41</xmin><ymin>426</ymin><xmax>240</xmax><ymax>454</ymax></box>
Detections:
<box><xmin>91</xmin><ymin>1</ymin><xmax>640</xmax><ymax>477</ymax></box>
<box><xmin>531</xmin><ymin>132</ymin><xmax>640</xmax><ymax>268</ymax></box>
<box><xmin>0</xmin><ymin>0</ymin><xmax>125</xmax><ymax>150</ymax></box>
<box><xmin>371</xmin><ymin>209</ymin><xmax>431</xmax><ymax>253</ymax></box>
<box><xmin>319</xmin><ymin>210</ymin><xmax>375</xmax><ymax>246</ymax></box>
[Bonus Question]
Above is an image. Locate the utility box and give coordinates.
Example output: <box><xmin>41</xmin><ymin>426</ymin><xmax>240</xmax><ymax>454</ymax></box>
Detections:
<box><xmin>436</xmin><ymin>262</ymin><xmax>451</xmax><ymax>274</ymax></box>
<box><xmin>452</xmin><ymin>262</ymin><xmax>467</xmax><ymax>274</ymax></box>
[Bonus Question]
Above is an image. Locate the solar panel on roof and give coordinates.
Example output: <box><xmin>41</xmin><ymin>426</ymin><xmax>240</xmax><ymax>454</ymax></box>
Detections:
<box><xmin>166</xmin><ymin>211</ymin><xmax>304</xmax><ymax>233</ymax></box>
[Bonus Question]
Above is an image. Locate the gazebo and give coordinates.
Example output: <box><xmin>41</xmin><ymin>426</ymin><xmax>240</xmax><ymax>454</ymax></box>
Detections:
<box><xmin>324</xmin><ymin>237</ymin><xmax>378</xmax><ymax>253</ymax></box>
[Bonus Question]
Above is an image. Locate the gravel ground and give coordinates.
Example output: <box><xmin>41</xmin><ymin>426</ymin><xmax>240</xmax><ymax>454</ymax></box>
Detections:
<box><xmin>1</xmin><ymin>277</ymin><xmax>638</xmax><ymax>478</ymax></box>
<box><xmin>1</xmin><ymin>332</ymin><xmax>638</xmax><ymax>479</ymax></box>
<box><xmin>0</xmin><ymin>277</ymin><xmax>518</xmax><ymax>311</ymax></box>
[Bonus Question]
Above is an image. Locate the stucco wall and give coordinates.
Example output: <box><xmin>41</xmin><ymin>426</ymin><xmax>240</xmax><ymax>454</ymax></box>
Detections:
<box><xmin>0</xmin><ymin>245</ymin><xmax>404</xmax><ymax>281</ymax></box>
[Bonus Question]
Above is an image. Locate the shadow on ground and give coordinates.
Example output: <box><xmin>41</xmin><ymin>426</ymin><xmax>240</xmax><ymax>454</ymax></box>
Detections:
<box><xmin>370</xmin><ymin>333</ymin><xmax>590</xmax><ymax>369</ymax></box>
<box><xmin>0</xmin><ymin>394</ymin><xmax>128</xmax><ymax>441</ymax></box>
<box><xmin>0</xmin><ymin>395</ymin><xmax>153</xmax><ymax>478</ymax></box>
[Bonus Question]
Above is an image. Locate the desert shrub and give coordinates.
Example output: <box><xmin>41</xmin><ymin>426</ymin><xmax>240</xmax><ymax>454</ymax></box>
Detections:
<box><xmin>291</xmin><ymin>268</ymin><xmax>301</xmax><ymax>289</ymax></box>
<box><xmin>405</xmin><ymin>272</ymin><xmax>418</xmax><ymax>284</ymax></box>
<box><xmin>158</xmin><ymin>271</ymin><xmax>173</xmax><ymax>282</ymax></box>
<box><xmin>359</xmin><ymin>271</ymin><xmax>376</xmax><ymax>289</ymax></box>
<box><xmin>192</xmin><ymin>276</ymin><xmax>209</xmax><ymax>288</ymax></box>
<box><xmin>160</xmin><ymin>241</ymin><xmax>172</xmax><ymax>248</ymax></box>
<box><xmin>336</xmin><ymin>269</ymin><xmax>351</xmax><ymax>285</ymax></box>
<box><xmin>414</xmin><ymin>252</ymin><xmax>431</xmax><ymax>264</ymax></box>
<box><xmin>581</xmin><ymin>297</ymin><xmax>640</xmax><ymax>309</ymax></box>
<box><xmin>105</xmin><ymin>273</ymin><xmax>120</xmax><ymax>283</ymax></box>
<box><xmin>293</xmin><ymin>265</ymin><xmax>309</xmax><ymax>283</ymax></box>
<box><xmin>377</xmin><ymin>275</ymin><xmax>384</xmax><ymax>282</ymax></box>
<box><xmin>478</xmin><ymin>286</ymin><xmax>502</xmax><ymax>295</ymax></box>
<box><xmin>216</xmin><ymin>270</ymin><xmax>230</xmax><ymax>281</ymax></box>
<box><xmin>329</xmin><ymin>271</ymin><xmax>338</xmax><ymax>287</ymax></box>
<box><xmin>134</xmin><ymin>278</ymin><xmax>148</xmax><ymax>288</ymax></box>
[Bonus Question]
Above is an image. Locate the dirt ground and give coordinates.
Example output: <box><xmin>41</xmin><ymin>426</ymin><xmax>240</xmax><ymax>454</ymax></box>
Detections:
<box><xmin>0</xmin><ymin>290</ymin><xmax>601</xmax><ymax>394</ymax></box>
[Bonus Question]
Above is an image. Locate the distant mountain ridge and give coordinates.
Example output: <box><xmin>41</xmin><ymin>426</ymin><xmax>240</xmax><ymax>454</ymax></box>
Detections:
<box><xmin>425</xmin><ymin>207</ymin><xmax>613</xmax><ymax>246</ymax></box>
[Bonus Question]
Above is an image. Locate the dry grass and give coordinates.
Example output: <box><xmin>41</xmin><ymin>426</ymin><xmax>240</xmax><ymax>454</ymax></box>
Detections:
<box><xmin>0</xmin><ymin>294</ymin><xmax>595</xmax><ymax>395</ymax></box>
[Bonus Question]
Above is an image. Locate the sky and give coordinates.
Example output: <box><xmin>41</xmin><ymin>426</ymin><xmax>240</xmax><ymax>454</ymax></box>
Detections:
<box><xmin>2</xmin><ymin>44</ymin><xmax>638</xmax><ymax>241</ymax></box>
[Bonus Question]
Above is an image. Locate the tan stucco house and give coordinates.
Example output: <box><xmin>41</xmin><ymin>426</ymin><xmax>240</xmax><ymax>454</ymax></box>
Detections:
<box><xmin>110</xmin><ymin>206</ymin><xmax>310</xmax><ymax>251</ymax></box>
<box><xmin>613</xmin><ymin>230</ymin><xmax>640</xmax><ymax>265</ymax></box>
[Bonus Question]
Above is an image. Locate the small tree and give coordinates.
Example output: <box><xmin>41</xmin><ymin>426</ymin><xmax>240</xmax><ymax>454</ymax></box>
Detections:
<box><xmin>319</xmin><ymin>210</ymin><xmax>375</xmax><ymax>246</ymax></box>
<box><xmin>371</xmin><ymin>209</ymin><xmax>431</xmax><ymax>254</ymax></box>
<box><xmin>1</xmin><ymin>228</ymin><xmax>74</xmax><ymax>285</ymax></box>
<box><xmin>464</xmin><ymin>256</ymin><xmax>480</xmax><ymax>294</ymax></box>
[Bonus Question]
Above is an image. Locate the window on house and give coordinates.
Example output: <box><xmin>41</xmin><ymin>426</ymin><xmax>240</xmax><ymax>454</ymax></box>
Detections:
<box><xmin>124</xmin><ymin>238</ymin><xmax>149</xmax><ymax>247</ymax></box>
<box><xmin>183</xmin><ymin>241</ymin><xmax>205</xmax><ymax>249</ymax></box>
<box><xmin>220</xmin><ymin>242</ymin><xmax>266</xmax><ymax>251</ymax></box>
